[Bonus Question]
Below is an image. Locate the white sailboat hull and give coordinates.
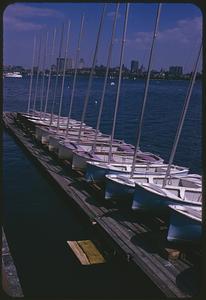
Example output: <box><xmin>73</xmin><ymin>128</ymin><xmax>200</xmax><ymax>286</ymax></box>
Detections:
<box><xmin>57</xmin><ymin>138</ymin><xmax>127</xmax><ymax>160</ymax></box>
<box><xmin>167</xmin><ymin>205</ymin><xmax>202</xmax><ymax>243</ymax></box>
<box><xmin>72</xmin><ymin>150</ymin><xmax>137</xmax><ymax>172</ymax></box>
<box><xmin>104</xmin><ymin>172</ymin><xmax>199</xmax><ymax>200</ymax></box>
<box><xmin>35</xmin><ymin>124</ymin><xmax>93</xmax><ymax>144</ymax></box>
<box><xmin>85</xmin><ymin>155</ymin><xmax>165</xmax><ymax>183</ymax></box>
<box><xmin>132</xmin><ymin>182</ymin><xmax>202</xmax><ymax>211</ymax></box>
<box><xmin>48</xmin><ymin>131</ymin><xmax>103</xmax><ymax>153</ymax></box>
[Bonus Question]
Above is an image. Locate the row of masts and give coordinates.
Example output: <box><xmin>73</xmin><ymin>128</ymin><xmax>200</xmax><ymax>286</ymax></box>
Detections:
<box><xmin>26</xmin><ymin>3</ymin><xmax>202</xmax><ymax>188</ymax></box>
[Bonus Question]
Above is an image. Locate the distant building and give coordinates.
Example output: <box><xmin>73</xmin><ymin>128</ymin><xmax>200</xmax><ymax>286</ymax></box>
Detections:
<box><xmin>51</xmin><ymin>64</ymin><xmax>57</xmax><ymax>72</ymax></box>
<box><xmin>139</xmin><ymin>64</ymin><xmax>145</xmax><ymax>76</ymax></box>
<box><xmin>12</xmin><ymin>65</ymin><xmax>24</xmax><ymax>72</ymax></box>
<box><xmin>56</xmin><ymin>58</ymin><xmax>68</xmax><ymax>72</ymax></box>
<box><xmin>33</xmin><ymin>66</ymin><xmax>39</xmax><ymax>74</ymax></box>
<box><xmin>169</xmin><ymin>66</ymin><xmax>183</xmax><ymax>76</ymax></box>
<box><xmin>79</xmin><ymin>58</ymin><xmax>85</xmax><ymax>69</ymax></box>
<box><xmin>67</xmin><ymin>57</ymin><xmax>74</xmax><ymax>70</ymax></box>
<box><xmin>130</xmin><ymin>60</ymin><xmax>139</xmax><ymax>73</ymax></box>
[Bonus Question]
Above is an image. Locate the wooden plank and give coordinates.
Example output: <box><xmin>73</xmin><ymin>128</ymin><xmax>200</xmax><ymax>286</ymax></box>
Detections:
<box><xmin>67</xmin><ymin>240</ymin><xmax>106</xmax><ymax>265</ymax></box>
<box><xmin>67</xmin><ymin>241</ymin><xmax>90</xmax><ymax>265</ymax></box>
<box><xmin>78</xmin><ymin>240</ymin><xmax>106</xmax><ymax>264</ymax></box>
<box><xmin>2</xmin><ymin>228</ymin><xmax>24</xmax><ymax>297</ymax></box>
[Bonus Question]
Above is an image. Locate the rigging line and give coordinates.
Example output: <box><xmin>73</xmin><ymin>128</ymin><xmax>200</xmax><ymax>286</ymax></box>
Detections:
<box><xmin>108</xmin><ymin>3</ymin><xmax>130</xmax><ymax>164</ymax></box>
<box><xmin>32</xmin><ymin>33</ymin><xmax>43</xmax><ymax>116</ymax></box>
<box><xmin>92</xmin><ymin>3</ymin><xmax>120</xmax><ymax>153</ymax></box>
<box><xmin>27</xmin><ymin>35</ymin><xmax>36</xmax><ymax>114</ymax></box>
<box><xmin>57</xmin><ymin>20</ymin><xmax>71</xmax><ymax>132</ymax></box>
<box><xmin>40</xmin><ymin>31</ymin><xmax>49</xmax><ymax>119</ymax></box>
<box><xmin>130</xmin><ymin>3</ymin><xmax>162</xmax><ymax>178</ymax></box>
<box><xmin>65</xmin><ymin>14</ymin><xmax>85</xmax><ymax>137</ymax></box>
<box><xmin>49</xmin><ymin>22</ymin><xmax>65</xmax><ymax>129</ymax></box>
<box><xmin>43</xmin><ymin>28</ymin><xmax>57</xmax><ymax>119</ymax></box>
<box><xmin>162</xmin><ymin>43</ymin><xmax>202</xmax><ymax>188</ymax></box>
<box><xmin>77</xmin><ymin>4</ymin><xmax>107</xmax><ymax>142</ymax></box>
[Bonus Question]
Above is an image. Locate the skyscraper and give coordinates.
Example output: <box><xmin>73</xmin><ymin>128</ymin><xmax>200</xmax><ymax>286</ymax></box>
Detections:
<box><xmin>56</xmin><ymin>58</ymin><xmax>68</xmax><ymax>73</ymax></box>
<box><xmin>169</xmin><ymin>66</ymin><xmax>183</xmax><ymax>76</ymax></box>
<box><xmin>131</xmin><ymin>60</ymin><xmax>139</xmax><ymax>73</ymax></box>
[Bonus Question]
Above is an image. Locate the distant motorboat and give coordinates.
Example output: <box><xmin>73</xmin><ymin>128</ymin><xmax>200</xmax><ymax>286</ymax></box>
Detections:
<box><xmin>167</xmin><ymin>205</ymin><xmax>202</xmax><ymax>243</ymax></box>
<box><xmin>4</xmin><ymin>72</ymin><xmax>22</xmax><ymax>78</ymax></box>
<box><xmin>110</xmin><ymin>81</ymin><xmax>115</xmax><ymax>86</ymax></box>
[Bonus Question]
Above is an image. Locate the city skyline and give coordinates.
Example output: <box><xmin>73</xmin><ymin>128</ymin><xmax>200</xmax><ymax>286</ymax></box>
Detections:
<box><xmin>3</xmin><ymin>3</ymin><xmax>202</xmax><ymax>72</ymax></box>
<box><xmin>5</xmin><ymin>59</ymin><xmax>202</xmax><ymax>81</ymax></box>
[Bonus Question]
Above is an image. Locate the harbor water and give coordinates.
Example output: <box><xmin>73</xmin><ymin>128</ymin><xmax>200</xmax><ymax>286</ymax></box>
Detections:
<box><xmin>3</xmin><ymin>76</ymin><xmax>201</xmax><ymax>297</ymax></box>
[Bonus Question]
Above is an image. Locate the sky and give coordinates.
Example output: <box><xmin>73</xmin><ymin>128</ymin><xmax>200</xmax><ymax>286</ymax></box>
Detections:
<box><xmin>3</xmin><ymin>2</ymin><xmax>202</xmax><ymax>72</ymax></box>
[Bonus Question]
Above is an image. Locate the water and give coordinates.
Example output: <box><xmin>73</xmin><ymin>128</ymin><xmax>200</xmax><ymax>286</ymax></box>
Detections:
<box><xmin>4</xmin><ymin>76</ymin><xmax>202</xmax><ymax>173</ymax></box>
<box><xmin>3</xmin><ymin>76</ymin><xmax>202</xmax><ymax>297</ymax></box>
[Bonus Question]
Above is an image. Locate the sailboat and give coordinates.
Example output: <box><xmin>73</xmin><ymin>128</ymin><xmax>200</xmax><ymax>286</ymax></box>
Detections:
<box><xmin>24</xmin><ymin>28</ymin><xmax>80</xmax><ymax>130</ymax></box>
<box><xmin>167</xmin><ymin>205</ymin><xmax>202</xmax><ymax>243</ymax></box>
<box><xmin>33</xmin><ymin>20</ymin><xmax>95</xmax><ymax>144</ymax></box>
<box><xmin>104</xmin><ymin>172</ymin><xmax>200</xmax><ymax>200</ymax></box>
<box><xmin>56</xmin><ymin>136</ymin><xmax>132</xmax><ymax>157</ymax></box>
<box><xmin>72</xmin><ymin>148</ymin><xmax>163</xmax><ymax>171</ymax></box>
<box><xmin>85</xmin><ymin>4</ymin><xmax>164</xmax><ymax>182</ymax></box>
<box><xmin>67</xmin><ymin>3</ymin><xmax>164</xmax><ymax>172</ymax></box>
<box><xmin>131</xmin><ymin>43</ymin><xmax>202</xmax><ymax>211</ymax></box>
<box><xmin>51</xmin><ymin>4</ymin><xmax>114</xmax><ymax>157</ymax></box>
<box><xmin>40</xmin><ymin>5</ymin><xmax>122</xmax><ymax>159</ymax></box>
<box><xmin>39</xmin><ymin>10</ymin><xmax>112</xmax><ymax>150</ymax></box>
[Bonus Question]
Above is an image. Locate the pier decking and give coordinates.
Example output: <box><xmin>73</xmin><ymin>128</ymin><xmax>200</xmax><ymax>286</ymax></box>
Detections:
<box><xmin>3</xmin><ymin>112</ymin><xmax>202</xmax><ymax>298</ymax></box>
<box><xmin>2</xmin><ymin>228</ymin><xmax>24</xmax><ymax>297</ymax></box>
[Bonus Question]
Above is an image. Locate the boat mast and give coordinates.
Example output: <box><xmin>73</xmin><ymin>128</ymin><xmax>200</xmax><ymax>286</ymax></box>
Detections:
<box><xmin>162</xmin><ymin>43</ymin><xmax>202</xmax><ymax>188</ymax></box>
<box><xmin>130</xmin><ymin>3</ymin><xmax>162</xmax><ymax>177</ymax></box>
<box><xmin>32</xmin><ymin>33</ymin><xmax>43</xmax><ymax>116</ymax></box>
<box><xmin>40</xmin><ymin>31</ymin><xmax>49</xmax><ymax>119</ymax></box>
<box><xmin>77</xmin><ymin>4</ymin><xmax>107</xmax><ymax>142</ymax></box>
<box><xmin>92</xmin><ymin>3</ymin><xmax>119</xmax><ymax>152</ymax></box>
<box><xmin>56</xmin><ymin>21</ymin><xmax>71</xmax><ymax>132</ymax></box>
<box><xmin>108</xmin><ymin>3</ymin><xmax>130</xmax><ymax>163</ymax></box>
<box><xmin>65</xmin><ymin>14</ymin><xmax>85</xmax><ymax>137</ymax></box>
<box><xmin>27</xmin><ymin>35</ymin><xmax>36</xmax><ymax>114</ymax></box>
<box><xmin>43</xmin><ymin>28</ymin><xmax>57</xmax><ymax>119</ymax></box>
<box><xmin>49</xmin><ymin>23</ymin><xmax>65</xmax><ymax>129</ymax></box>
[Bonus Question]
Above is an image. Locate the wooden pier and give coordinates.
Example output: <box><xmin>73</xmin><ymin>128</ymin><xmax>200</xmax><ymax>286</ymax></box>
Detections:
<box><xmin>3</xmin><ymin>112</ymin><xmax>202</xmax><ymax>298</ymax></box>
<box><xmin>2</xmin><ymin>228</ymin><xmax>24</xmax><ymax>297</ymax></box>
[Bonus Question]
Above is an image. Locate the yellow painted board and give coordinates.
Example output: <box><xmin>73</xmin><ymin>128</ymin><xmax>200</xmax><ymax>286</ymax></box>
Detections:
<box><xmin>67</xmin><ymin>240</ymin><xmax>106</xmax><ymax>265</ymax></box>
<box><xmin>67</xmin><ymin>241</ymin><xmax>90</xmax><ymax>265</ymax></box>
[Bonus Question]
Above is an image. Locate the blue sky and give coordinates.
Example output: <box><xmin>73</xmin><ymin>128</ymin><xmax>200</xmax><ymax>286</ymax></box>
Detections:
<box><xmin>3</xmin><ymin>2</ymin><xmax>202</xmax><ymax>72</ymax></box>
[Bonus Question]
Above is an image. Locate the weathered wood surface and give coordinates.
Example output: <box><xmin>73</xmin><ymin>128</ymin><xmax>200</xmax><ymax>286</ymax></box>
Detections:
<box><xmin>2</xmin><ymin>227</ymin><xmax>24</xmax><ymax>297</ymax></box>
<box><xmin>3</xmin><ymin>112</ymin><xmax>201</xmax><ymax>298</ymax></box>
<box><xmin>67</xmin><ymin>240</ymin><xmax>106</xmax><ymax>265</ymax></box>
